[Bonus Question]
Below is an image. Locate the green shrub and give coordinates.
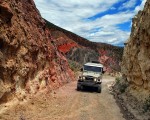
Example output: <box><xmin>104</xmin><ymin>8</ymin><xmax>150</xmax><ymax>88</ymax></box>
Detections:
<box><xmin>115</xmin><ymin>77</ymin><xmax>128</xmax><ymax>93</ymax></box>
<box><xmin>118</xmin><ymin>84</ymin><xmax>128</xmax><ymax>93</ymax></box>
<box><xmin>115</xmin><ymin>77</ymin><xmax>121</xmax><ymax>84</ymax></box>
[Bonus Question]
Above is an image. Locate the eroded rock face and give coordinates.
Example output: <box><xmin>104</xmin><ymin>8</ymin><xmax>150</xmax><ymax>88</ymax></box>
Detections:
<box><xmin>0</xmin><ymin>0</ymin><xmax>74</xmax><ymax>103</ymax></box>
<box><xmin>66</xmin><ymin>47</ymin><xmax>99</xmax><ymax>65</ymax></box>
<box><xmin>122</xmin><ymin>0</ymin><xmax>150</xmax><ymax>99</ymax></box>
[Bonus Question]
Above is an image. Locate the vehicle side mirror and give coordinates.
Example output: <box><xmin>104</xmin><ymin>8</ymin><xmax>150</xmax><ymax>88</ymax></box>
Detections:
<box><xmin>80</xmin><ymin>68</ymin><xmax>83</xmax><ymax>72</ymax></box>
<box><xmin>102</xmin><ymin>70</ymin><xmax>105</xmax><ymax>74</ymax></box>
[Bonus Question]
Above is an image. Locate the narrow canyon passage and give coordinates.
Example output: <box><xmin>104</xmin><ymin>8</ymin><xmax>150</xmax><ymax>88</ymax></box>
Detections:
<box><xmin>0</xmin><ymin>76</ymin><xmax>125</xmax><ymax>120</ymax></box>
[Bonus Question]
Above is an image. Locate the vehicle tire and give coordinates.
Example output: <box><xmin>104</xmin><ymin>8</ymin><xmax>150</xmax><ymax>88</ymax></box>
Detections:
<box><xmin>77</xmin><ymin>84</ymin><xmax>81</xmax><ymax>91</ymax></box>
<box><xmin>77</xmin><ymin>84</ymin><xmax>83</xmax><ymax>91</ymax></box>
<box><xmin>97</xmin><ymin>86</ymin><xmax>101</xmax><ymax>93</ymax></box>
<box><xmin>77</xmin><ymin>86</ymin><xmax>80</xmax><ymax>91</ymax></box>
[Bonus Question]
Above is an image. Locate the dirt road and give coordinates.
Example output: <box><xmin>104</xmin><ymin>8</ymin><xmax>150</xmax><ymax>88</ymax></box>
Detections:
<box><xmin>0</xmin><ymin>75</ymin><xmax>125</xmax><ymax>120</ymax></box>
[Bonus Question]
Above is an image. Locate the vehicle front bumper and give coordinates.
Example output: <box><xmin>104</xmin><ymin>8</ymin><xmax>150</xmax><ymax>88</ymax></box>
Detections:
<box><xmin>77</xmin><ymin>81</ymin><xmax>101</xmax><ymax>87</ymax></box>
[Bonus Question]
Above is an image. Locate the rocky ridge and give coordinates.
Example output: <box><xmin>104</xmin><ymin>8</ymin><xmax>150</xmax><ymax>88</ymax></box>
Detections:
<box><xmin>118</xmin><ymin>0</ymin><xmax>150</xmax><ymax>119</ymax></box>
<box><xmin>122</xmin><ymin>0</ymin><xmax>150</xmax><ymax>100</ymax></box>
<box><xmin>0</xmin><ymin>0</ymin><xmax>74</xmax><ymax>103</ymax></box>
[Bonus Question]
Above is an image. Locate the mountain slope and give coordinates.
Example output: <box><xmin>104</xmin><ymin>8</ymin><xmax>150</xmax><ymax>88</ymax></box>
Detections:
<box><xmin>45</xmin><ymin>20</ymin><xmax>123</xmax><ymax>72</ymax></box>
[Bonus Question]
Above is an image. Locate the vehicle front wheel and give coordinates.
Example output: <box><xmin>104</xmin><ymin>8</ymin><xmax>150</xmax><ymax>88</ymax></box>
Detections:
<box><xmin>77</xmin><ymin>84</ymin><xmax>83</xmax><ymax>91</ymax></box>
<box><xmin>77</xmin><ymin>84</ymin><xmax>81</xmax><ymax>91</ymax></box>
<box><xmin>97</xmin><ymin>86</ymin><xmax>101</xmax><ymax>93</ymax></box>
<box><xmin>77</xmin><ymin>86</ymin><xmax>80</xmax><ymax>91</ymax></box>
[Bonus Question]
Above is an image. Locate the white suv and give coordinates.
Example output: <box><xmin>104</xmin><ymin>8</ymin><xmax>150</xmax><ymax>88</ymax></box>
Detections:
<box><xmin>77</xmin><ymin>62</ymin><xmax>104</xmax><ymax>93</ymax></box>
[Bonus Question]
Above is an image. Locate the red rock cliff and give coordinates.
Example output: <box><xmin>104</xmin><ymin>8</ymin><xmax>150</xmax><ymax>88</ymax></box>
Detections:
<box><xmin>121</xmin><ymin>0</ymin><xmax>150</xmax><ymax>99</ymax></box>
<box><xmin>0</xmin><ymin>0</ymin><xmax>74</xmax><ymax>102</ymax></box>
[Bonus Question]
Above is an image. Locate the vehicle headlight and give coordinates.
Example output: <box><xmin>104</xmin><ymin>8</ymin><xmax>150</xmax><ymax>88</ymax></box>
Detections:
<box><xmin>94</xmin><ymin>78</ymin><xmax>97</xmax><ymax>82</ymax></box>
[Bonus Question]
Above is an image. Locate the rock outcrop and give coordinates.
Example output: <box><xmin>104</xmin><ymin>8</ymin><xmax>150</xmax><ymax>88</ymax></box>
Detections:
<box><xmin>122</xmin><ymin>0</ymin><xmax>150</xmax><ymax>99</ymax></box>
<box><xmin>66</xmin><ymin>47</ymin><xmax>99</xmax><ymax>65</ymax></box>
<box><xmin>0</xmin><ymin>0</ymin><xmax>74</xmax><ymax>103</ymax></box>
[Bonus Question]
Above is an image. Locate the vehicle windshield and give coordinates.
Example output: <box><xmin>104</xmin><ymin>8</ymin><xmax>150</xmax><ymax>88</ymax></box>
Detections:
<box><xmin>83</xmin><ymin>65</ymin><xmax>102</xmax><ymax>72</ymax></box>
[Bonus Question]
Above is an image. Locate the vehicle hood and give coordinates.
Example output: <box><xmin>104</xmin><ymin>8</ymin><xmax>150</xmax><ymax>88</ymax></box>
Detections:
<box><xmin>82</xmin><ymin>71</ymin><xmax>101</xmax><ymax>78</ymax></box>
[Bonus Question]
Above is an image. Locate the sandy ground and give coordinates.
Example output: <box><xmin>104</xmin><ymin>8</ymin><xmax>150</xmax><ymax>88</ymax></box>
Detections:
<box><xmin>0</xmin><ymin>75</ymin><xmax>125</xmax><ymax>120</ymax></box>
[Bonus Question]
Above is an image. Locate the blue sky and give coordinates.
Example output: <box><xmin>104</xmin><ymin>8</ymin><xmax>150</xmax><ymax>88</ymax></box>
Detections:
<box><xmin>34</xmin><ymin>0</ymin><xmax>146</xmax><ymax>46</ymax></box>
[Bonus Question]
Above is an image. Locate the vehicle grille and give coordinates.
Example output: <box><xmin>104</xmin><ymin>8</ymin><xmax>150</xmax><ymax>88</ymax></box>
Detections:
<box><xmin>85</xmin><ymin>76</ymin><xmax>94</xmax><ymax>81</ymax></box>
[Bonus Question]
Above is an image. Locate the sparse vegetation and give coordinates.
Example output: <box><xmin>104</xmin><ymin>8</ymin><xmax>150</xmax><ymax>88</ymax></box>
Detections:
<box><xmin>115</xmin><ymin>77</ymin><xmax>128</xmax><ymax>93</ymax></box>
<box><xmin>119</xmin><ymin>83</ymin><xmax>128</xmax><ymax>93</ymax></box>
<box><xmin>68</xmin><ymin>60</ymin><xmax>81</xmax><ymax>72</ymax></box>
<box><xmin>115</xmin><ymin>77</ymin><xmax>121</xmax><ymax>84</ymax></box>
<box><xmin>143</xmin><ymin>96</ymin><xmax>150</xmax><ymax>112</ymax></box>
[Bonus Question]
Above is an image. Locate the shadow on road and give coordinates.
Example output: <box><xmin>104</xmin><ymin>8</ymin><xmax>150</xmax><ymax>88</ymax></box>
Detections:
<box><xmin>76</xmin><ymin>87</ymin><xmax>99</xmax><ymax>93</ymax></box>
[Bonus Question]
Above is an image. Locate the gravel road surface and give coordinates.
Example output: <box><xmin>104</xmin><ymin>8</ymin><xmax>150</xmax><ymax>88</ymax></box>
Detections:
<box><xmin>0</xmin><ymin>75</ymin><xmax>125</xmax><ymax>120</ymax></box>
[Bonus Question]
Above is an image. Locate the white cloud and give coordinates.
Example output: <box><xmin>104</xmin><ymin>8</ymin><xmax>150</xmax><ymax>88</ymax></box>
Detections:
<box><xmin>88</xmin><ymin>27</ymin><xmax>130</xmax><ymax>45</ymax></box>
<box><xmin>34</xmin><ymin>0</ymin><xmax>146</xmax><ymax>46</ymax></box>
<box><xmin>134</xmin><ymin>0</ymin><xmax>147</xmax><ymax>13</ymax></box>
<box><xmin>119</xmin><ymin>0</ymin><xmax>137</xmax><ymax>10</ymax></box>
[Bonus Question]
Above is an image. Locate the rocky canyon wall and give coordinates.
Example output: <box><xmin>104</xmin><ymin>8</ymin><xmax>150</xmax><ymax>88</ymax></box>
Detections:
<box><xmin>121</xmin><ymin>0</ymin><xmax>150</xmax><ymax>99</ymax></box>
<box><xmin>0</xmin><ymin>0</ymin><xmax>74</xmax><ymax>103</ymax></box>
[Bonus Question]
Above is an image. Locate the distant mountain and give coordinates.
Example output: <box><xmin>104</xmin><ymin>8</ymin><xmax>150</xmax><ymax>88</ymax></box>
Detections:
<box><xmin>45</xmin><ymin>20</ymin><xmax>123</xmax><ymax>72</ymax></box>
